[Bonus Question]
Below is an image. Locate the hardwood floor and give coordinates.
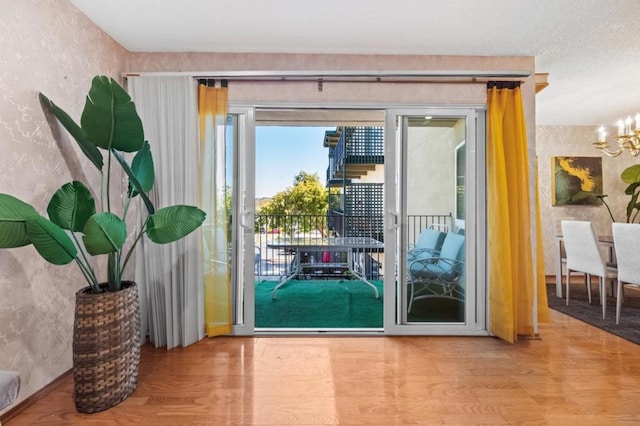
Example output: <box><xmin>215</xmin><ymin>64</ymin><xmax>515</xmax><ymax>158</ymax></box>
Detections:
<box><xmin>5</xmin><ymin>309</ymin><xmax>640</xmax><ymax>425</ymax></box>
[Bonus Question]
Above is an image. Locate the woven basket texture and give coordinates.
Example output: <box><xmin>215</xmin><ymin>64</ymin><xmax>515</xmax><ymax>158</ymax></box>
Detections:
<box><xmin>72</xmin><ymin>281</ymin><xmax>141</xmax><ymax>413</ymax></box>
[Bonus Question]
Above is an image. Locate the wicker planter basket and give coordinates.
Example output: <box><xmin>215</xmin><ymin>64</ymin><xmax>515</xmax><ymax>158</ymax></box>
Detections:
<box><xmin>73</xmin><ymin>281</ymin><xmax>141</xmax><ymax>413</ymax></box>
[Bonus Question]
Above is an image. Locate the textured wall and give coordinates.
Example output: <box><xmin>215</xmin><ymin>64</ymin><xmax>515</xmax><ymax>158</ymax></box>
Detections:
<box><xmin>127</xmin><ymin>53</ymin><xmax>534</xmax><ymax>113</ymax></box>
<box><xmin>0</xmin><ymin>0</ymin><xmax>127</xmax><ymax>413</ymax></box>
<box><xmin>536</xmin><ymin>126</ymin><xmax>637</xmax><ymax>276</ymax></box>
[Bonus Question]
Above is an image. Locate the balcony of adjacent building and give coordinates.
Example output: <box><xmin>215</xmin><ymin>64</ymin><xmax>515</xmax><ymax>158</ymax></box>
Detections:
<box><xmin>325</xmin><ymin>126</ymin><xmax>384</xmax><ymax>187</ymax></box>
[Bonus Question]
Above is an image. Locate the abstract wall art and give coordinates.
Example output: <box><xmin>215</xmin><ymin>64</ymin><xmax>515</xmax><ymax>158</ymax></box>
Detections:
<box><xmin>551</xmin><ymin>156</ymin><xmax>603</xmax><ymax>206</ymax></box>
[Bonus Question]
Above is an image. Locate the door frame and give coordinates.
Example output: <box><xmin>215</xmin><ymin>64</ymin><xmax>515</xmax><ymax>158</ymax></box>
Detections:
<box><xmin>228</xmin><ymin>103</ymin><xmax>488</xmax><ymax>336</ymax></box>
<box><xmin>228</xmin><ymin>105</ymin><xmax>256</xmax><ymax>336</ymax></box>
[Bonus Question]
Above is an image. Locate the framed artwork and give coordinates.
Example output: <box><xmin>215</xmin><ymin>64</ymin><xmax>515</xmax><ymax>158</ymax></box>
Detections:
<box><xmin>551</xmin><ymin>156</ymin><xmax>603</xmax><ymax>206</ymax></box>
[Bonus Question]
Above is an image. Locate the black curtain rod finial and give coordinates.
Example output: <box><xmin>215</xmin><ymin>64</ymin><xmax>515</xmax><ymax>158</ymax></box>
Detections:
<box><xmin>487</xmin><ymin>81</ymin><xmax>521</xmax><ymax>89</ymax></box>
<box><xmin>198</xmin><ymin>79</ymin><xmax>228</xmax><ymax>88</ymax></box>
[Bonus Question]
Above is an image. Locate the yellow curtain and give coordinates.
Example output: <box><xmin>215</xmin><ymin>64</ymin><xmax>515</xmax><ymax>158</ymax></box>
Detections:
<box><xmin>198</xmin><ymin>81</ymin><xmax>232</xmax><ymax>336</ymax></box>
<box><xmin>487</xmin><ymin>82</ymin><xmax>547</xmax><ymax>342</ymax></box>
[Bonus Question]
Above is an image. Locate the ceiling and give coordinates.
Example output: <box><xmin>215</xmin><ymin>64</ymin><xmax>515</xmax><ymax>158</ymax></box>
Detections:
<box><xmin>69</xmin><ymin>0</ymin><xmax>640</xmax><ymax>127</ymax></box>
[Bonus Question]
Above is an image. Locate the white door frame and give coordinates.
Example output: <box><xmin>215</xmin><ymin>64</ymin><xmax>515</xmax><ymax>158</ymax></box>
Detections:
<box><xmin>228</xmin><ymin>103</ymin><xmax>487</xmax><ymax>336</ymax></box>
<box><xmin>228</xmin><ymin>106</ymin><xmax>256</xmax><ymax>336</ymax></box>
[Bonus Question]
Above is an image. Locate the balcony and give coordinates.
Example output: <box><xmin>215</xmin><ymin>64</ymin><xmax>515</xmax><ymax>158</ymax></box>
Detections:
<box><xmin>325</xmin><ymin>127</ymin><xmax>384</xmax><ymax>184</ymax></box>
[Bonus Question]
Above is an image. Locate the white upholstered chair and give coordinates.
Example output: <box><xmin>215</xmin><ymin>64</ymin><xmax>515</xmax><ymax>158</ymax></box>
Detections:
<box><xmin>561</xmin><ymin>220</ymin><xmax>617</xmax><ymax>319</ymax></box>
<box><xmin>612</xmin><ymin>223</ymin><xmax>640</xmax><ymax>324</ymax></box>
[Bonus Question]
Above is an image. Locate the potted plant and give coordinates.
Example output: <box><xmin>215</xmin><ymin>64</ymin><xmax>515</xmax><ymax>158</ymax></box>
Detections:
<box><xmin>597</xmin><ymin>164</ymin><xmax>640</xmax><ymax>223</ymax></box>
<box><xmin>0</xmin><ymin>76</ymin><xmax>206</xmax><ymax>413</ymax></box>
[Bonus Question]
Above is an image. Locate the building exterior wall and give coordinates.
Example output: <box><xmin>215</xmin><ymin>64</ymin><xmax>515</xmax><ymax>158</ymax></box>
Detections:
<box><xmin>358</xmin><ymin>165</ymin><xmax>384</xmax><ymax>183</ymax></box>
<box><xmin>406</xmin><ymin>124</ymin><xmax>465</xmax><ymax>220</ymax></box>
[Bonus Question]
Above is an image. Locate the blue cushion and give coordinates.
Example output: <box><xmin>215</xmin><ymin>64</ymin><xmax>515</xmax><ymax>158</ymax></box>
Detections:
<box><xmin>416</xmin><ymin>229</ymin><xmax>445</xmax><ymax>250</ymax></box>
<box><xmin>409</xmin><ymin>232</ymin><xmax>465</xmax><ymax>282</ymax></box>
<box><xmin>439</xmin><ymin>232</ymin><xmax>465</xmax><ymax>261</ymax></box>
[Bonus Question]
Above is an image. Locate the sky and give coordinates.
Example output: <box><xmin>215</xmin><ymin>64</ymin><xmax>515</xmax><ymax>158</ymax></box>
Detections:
<box><xmin>255</xmin><ymin>126</ymin><xmax>334</xmax><ymax>198</ymax></box>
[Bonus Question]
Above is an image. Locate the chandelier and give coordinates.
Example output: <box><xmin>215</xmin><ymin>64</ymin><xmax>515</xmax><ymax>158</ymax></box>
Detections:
<box><xmin>593</xmin><ymin>114</ymin><xmax>640</xmax><ymax>156</ymax></box>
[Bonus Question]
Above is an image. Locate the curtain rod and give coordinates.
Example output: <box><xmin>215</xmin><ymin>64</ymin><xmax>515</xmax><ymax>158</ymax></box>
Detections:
<box><xmin>123</xmin><ymin>70</ymin><xmax>530</xmax><ymax>81</ymax></box>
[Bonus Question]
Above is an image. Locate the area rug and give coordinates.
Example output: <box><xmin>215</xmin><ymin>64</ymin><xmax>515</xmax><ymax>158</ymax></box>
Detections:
<box><xmin>546</xmin><ymin>283</ymin><xmax>640</xmax><ymax>345</ymax></box>
<box><xmin>255</xmin><ymin>279</ymin><xmax>464</xmax><ymax>328</ymax></box>
<box><xmin>255</xmin><ymin>279</ymin><xmax>384</xmax><ymax>328</ymax></box>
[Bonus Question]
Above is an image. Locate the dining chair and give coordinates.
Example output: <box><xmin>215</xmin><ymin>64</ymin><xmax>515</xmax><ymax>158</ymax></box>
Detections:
<box><xmin>612</xmin><ymin>223</ymin><xmax>640</xmax><ymax>324</ymax></box>
<box><xmin>561</xmin><ymin>220</ymin><xmax>617</xmax><ymax>319</ymax></box>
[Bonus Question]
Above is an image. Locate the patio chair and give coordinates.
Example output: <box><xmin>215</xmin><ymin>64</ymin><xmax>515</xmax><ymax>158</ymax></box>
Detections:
<box><xmin>255</xmin><ymin>245</ymin><xmax>261</xmax><ymax>276</ymax></box>
<box><xmin>612</xmin><ymin>223</ymin><xmax>640</xmax><ymax>324</ymax></box>
<box><xmin>561</xmin><ymin>220</ymin><xmax>616</xmax><ymax>319</ymax></box>
<box><xmin>408</xmin><ymin>232</ymin><xmax>465</xmax><ymax>312</ymax></box>
<box><xmin>407</xmin><ymin>225</ymin><xmax>447</xmax><ymax>263</ymax></box>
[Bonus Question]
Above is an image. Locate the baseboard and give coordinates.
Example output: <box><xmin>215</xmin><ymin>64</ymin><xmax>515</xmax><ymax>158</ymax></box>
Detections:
<box><xmin>0</xmin><ymin>369</ymin><xmax>72</xmax><ymax>424</ymax></box>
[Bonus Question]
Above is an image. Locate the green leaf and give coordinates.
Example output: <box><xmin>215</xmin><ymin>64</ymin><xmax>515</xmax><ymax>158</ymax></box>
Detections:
<box><xmin>82</xmin><ymin>213</ymin><xmax>127</xmax><ymax>255</ymax></box>
<box><xmin>621</xmin><ymin>164</ymin><xmax>640</xmax><ymax>184</ymax></box>
<box><xmin>128</xmin><ymin>141</ymin><xmax>155</xmax><ymax>197</ymax></box>
<box><xmin>47</xmin><ymin>181</ymin><xmax>96</xmax><ymax>232</ymax></box>
<box><xmin>25</xmin><ymin>216</ymin><xmax>77</xmax><ymax>265</ymax></box>
<box><xmin>81</xmin><ymin>76</ymin><xmax>144</xmax><ymax>153</ymax></box>
<box><xmin>624</xmin><ymin>182</ymin><xmax>640</xmax><ymax>196</ymax></box>
<box><xmin>39</xmin><ymin>93</ymin><xmax>104</xmax><ymax>171</ymax></box>
<box><xmin>111</xmin><ymin>149</ymin><xmax>155</xmax><ymax>214</ymax></box>
<box><xmin>146</xmin><ymin>205</ymin><xmax>206</xmax><ymax>244</ymax></box>
<box><xmin>0</xmin><ymin>222</ymin><xmax>29</xmax><ymax>248</ymax></box>
<box><xmin>0</xmin><ymin>194</ymin><xmax>39</xmax><ymax>247</ymax></box>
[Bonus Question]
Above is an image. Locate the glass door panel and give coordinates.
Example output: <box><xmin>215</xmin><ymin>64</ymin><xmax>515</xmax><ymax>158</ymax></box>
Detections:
<box><xmin>405</xmin><ymin>116</ymin><xmax>466</xmax><ymax>323</ymax></box>
<box><xmin>384</xmin><ymin>109</ymin><xmax>486</xmax><ymax>335</ymax></box>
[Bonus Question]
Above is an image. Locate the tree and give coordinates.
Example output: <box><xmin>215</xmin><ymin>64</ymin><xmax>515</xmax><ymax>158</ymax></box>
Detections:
<box><xmin>257</xmin><ymin>171</ymin><xmax>329</xmax><ymax>234</ymax></box>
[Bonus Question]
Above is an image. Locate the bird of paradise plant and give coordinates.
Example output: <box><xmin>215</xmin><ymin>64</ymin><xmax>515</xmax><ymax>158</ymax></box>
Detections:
<box><xmin>0</xmin><ymin>76</ymin><xmax>205</xmax><ymax>293</ymax></box>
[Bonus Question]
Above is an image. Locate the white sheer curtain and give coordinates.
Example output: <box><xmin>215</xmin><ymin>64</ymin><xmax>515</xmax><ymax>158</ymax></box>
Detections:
<box><xmin>128</xmin><ymin>76</ymin><xmax>204</xmax><ymax>349</ymax></box>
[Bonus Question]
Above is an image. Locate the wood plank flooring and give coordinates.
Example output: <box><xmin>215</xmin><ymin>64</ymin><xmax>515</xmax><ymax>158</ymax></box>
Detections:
<box><xmin>5</xmin><ymin>309</ymin><xmax>640</xmax><ymax>425</ymax></box>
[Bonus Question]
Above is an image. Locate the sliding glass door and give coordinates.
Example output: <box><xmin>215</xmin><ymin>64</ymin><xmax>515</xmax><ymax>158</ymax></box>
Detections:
<box><xmin>384</xmin><ymin>109</ymin><xmax>487</xmax><ymax>335</ymax></box>
<box><xmin>229</xmin><ymin>106</ymin><xmax>487</xmax><ymax>335</ymax></box>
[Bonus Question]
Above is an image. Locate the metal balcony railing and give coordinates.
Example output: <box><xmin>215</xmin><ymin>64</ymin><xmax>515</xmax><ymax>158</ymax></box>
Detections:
<box><xmin>253</xmin><ymin>213</ymin><xmax>452</xmax><ymax>280</ymax></box>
